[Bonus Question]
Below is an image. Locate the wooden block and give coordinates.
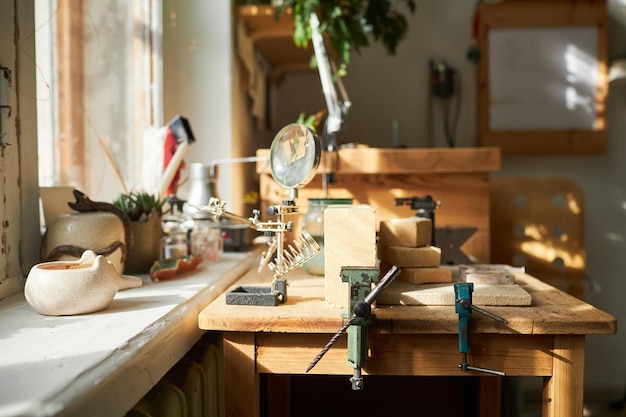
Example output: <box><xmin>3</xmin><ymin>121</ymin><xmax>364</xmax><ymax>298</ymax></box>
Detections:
<box><xmin>377</xmin><ymin>281</ymin><xmax>532</xmax><ymax>306</ymax></box>
<box><xmin>381</xmin><ymin>262</ymin><xmax>452</xmax><ymax>284</ymax></box>
<box><xmin>324</xmin><ymin>205</ymin><xmax>377</xmax><ymax>308</ymax></box>
<box><xmin>379</xmin><ymin>217</ymin><xmax>432</xmax><ymax>247</ymax></box>
<box><xmin>461</xmin><ymin>264</ymin><xmax>516</xmax><ymax>284</ymax></box>
<box><xmin>378</xmin><ymin>245</ymin><xmax>441</xmax><ymax>268</ymax></box>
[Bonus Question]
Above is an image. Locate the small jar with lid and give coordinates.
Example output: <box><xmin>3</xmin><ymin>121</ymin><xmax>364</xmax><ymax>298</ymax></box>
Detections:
<box><xmin>161</xmin><ymin>229</ymin><xmax>189</xmax><ymax>260</ymax></box>
<box><xmin>301</xmin><ymin>198</ymin><xmax>353</xmax><ymax>275</ymax></box>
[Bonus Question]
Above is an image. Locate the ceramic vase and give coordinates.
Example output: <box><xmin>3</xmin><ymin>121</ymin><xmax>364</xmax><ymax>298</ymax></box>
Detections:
<box><xmin>41</xmin><ymin>211</ymin><xmax>127</xmax><ymax>273</ymax></box>
<box><xmin>123</xmin><ymin>212</ymin><xmax>163</xmax><ymax>274</ymax></box>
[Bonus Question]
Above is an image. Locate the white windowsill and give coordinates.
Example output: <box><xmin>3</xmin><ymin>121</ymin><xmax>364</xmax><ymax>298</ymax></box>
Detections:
<box><xmin>0</xmin><ymin>252</ymin><xmax>253</xmax><ymax>417</ymax></box>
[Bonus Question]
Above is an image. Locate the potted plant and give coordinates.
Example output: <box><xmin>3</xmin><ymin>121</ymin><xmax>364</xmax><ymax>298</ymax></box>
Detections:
<box><xmin>278</xmin><ymin>0</ymin><xmax>416</xmax><ymax>69</ymax></box>
<box><xmin>113</xmin><ymin>191</ymin><xmax>165</xmax><ymax>274</ymax></box>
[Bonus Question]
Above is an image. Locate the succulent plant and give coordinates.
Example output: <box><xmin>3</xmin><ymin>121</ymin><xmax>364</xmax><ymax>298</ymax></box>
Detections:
<box><xmin>113</xmin><ymin>191</ymin><xmax>164</xmax><ymax>222</ymax></box>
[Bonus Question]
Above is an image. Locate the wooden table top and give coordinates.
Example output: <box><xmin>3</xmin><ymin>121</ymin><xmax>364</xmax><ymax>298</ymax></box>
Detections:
<box><xmin>198</xmin><ymin>252</ymin><xmax>616</xmax><ymax>336</ymax></box>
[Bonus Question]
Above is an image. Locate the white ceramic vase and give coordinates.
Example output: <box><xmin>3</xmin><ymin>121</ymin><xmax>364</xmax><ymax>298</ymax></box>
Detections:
<box><xmin>25</xmin><ymin>250</ymin><xmax>142</xmax><ymax>316</ymax></box>
<box><xmin>41</xmin><ymin>211</ymin><xmax>127</xmax><ymax>273</ymax></box>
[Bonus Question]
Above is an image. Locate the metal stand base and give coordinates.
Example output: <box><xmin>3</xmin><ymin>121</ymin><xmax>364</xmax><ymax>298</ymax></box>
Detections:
<box><xmin>225</xmin><ymin>279</ymin><xmax>288</xmax><ymax>306</ymax></box>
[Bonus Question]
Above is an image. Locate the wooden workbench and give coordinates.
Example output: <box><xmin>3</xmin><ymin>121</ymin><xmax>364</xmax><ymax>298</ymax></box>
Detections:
<box><xmin>198</xmin><ymin>252</ymin><xmax>616</xmax><ymax>417</ymax></box>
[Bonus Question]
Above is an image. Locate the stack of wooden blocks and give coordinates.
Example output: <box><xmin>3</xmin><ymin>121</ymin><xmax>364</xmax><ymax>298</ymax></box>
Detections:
<box><xmin>378</xmin><ymin>217</ymin><xmax>452</xmax><ymax>284</ymax></box>
<box><xmin>323</xmin><ymin>207</ymin><xmax>452</xmax><ymax>309</ymax></box>
<box><xmin>323</xmin><ymin>207</ymin><xmax>532</xmax><ymax>309</ymax></box>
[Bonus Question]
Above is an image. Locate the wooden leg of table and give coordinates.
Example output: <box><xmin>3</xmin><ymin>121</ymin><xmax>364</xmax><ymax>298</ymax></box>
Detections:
<box><xmin>542</xmin><ymin>335</ymin><xmax>585</xmax><ymax>417</ymax></box>
<box><xmin>224</xmin><ymin>332</ymin><xmax>259</xmax><ymax>417</ymax></box>
<box><xmin>478</xmin><ymin>376</ymin><xmax>502</xmax><ymax>417</ymax></box>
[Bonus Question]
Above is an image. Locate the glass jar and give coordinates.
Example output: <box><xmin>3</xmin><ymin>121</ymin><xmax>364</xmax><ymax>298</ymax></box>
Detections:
<box><xmin>190</xmin><ymin>219</ymin><xmax>224</xmax><ymax>261</ymax></box>
<box><xmin>161</xmin><ymin>229</ymin><xmax>189</xmax><ymax>260</ymax></box>
<box><xmin>301</xmin><ymin>198</ymin><xmax>353</xmax><ymax>275</ymax></box>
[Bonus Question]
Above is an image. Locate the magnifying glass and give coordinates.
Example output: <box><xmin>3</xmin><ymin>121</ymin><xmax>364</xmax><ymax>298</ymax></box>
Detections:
<box><xmin>269</xmin><ymin>123</ymin><xmax>321</xmax><ymax>194</ymax></box>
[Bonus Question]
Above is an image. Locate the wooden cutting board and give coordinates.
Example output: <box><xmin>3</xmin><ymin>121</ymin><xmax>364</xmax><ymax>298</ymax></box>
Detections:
<box><xmin>377</xmin><ymin>280</ymin><xmax>532</xmax><ymax>306</ymax></box>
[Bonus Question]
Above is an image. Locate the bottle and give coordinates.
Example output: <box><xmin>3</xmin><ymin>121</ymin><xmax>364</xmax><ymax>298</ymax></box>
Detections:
<box><xmin>301</xmin><ymin>198</ymin><xmax>353</xmax><ymax>275</ymax></box>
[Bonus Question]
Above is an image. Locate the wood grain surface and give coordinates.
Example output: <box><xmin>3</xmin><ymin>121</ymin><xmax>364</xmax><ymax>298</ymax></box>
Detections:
<box><xmin>198</xmin><ymin>251</ymin><xmax>616</xmax><ymax>336</ymax></box>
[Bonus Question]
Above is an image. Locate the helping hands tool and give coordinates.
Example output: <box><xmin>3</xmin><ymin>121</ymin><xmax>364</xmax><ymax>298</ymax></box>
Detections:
<box><xmin>306</xmin><ymin>265</ymin><xmax>401</xmax><ymax>390</ymax></box>
<box><xmin>191</xmin><ymin>124</ymin><xmax>322</xmax><ymax>306</ymax></box>
<box><xmin>454</xmin><ymin>282</ymin><xmax>508</xmax><ymax>376</ymax></box>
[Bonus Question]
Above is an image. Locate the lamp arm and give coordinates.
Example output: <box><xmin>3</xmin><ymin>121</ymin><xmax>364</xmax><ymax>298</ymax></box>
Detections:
<box><xmin>309</xmin><ymin>13</ymin><xmax>350</xmax><ymax>140</ymax></box>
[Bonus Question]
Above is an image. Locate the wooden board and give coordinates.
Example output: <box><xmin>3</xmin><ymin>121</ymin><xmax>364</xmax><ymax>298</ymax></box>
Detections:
<box><xmin>377</xmin><ymin>280</ymin><xmax>532</xmax><ymax>306</ymax></box>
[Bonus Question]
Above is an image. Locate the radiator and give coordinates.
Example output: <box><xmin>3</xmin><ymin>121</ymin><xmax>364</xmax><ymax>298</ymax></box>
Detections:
<box><xmin>126</xmin><ymin>335</ymin><xmax>224</xmax><ymax>417</ymax></box>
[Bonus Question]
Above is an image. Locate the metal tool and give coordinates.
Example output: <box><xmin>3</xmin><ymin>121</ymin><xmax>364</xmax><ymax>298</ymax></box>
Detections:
<box><xmin>192</xmin><ymin>197</ymin><xmax>320</xmax><ymax>306</ymax></box>
<box><xmin>454</xmin><ymin>282</ymin><xmax>508</xmax><ymax>376</ymax></box>
<box><xmin>306</xmin><ymin>265</ymin><xmax>401</xmax><ymax>390</ymax></box>
<box><xmin>191</xmin><ymin>124</ymin><xmax>322</xmax><ymax>306</ymax></box>
<box><xmin>310</xmin><ymin>12</ymin><xmax>351</xmax><ymax>192</ymax></box>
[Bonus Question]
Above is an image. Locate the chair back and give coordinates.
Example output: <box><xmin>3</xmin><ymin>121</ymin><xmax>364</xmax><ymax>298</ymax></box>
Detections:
<box><xmin>490</xmin><ymin>177</ymin><xmax>585</xmax><ymax>298</ymax></box>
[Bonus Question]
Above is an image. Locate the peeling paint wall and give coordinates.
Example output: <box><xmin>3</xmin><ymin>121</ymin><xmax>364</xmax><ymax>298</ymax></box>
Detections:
<box><xmin>0</xmin><ymin>0</ymin><xmax>41</xmax><ymax>300</ymax></box>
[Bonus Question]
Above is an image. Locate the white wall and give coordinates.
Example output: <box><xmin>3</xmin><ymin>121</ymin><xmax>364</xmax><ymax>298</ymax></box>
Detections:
<box><xmin>268</xmin><ymin>1</ymin><xmax>477</xmax><ymax>148</ymax></box>
<box><xmin>262</xmin><ymin>0</ymin><xmax>626</xmax><ymax>392</ymax></box>
<box><xmin>163</xmin><ymin>0</ymin><xmax>244</xmax><ymax>210</ymax></box>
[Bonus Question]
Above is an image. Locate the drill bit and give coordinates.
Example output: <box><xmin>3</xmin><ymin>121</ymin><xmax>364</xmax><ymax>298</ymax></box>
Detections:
<box><xmin>306</xmin><ymin>266</ymin><xmax>401</xmax><ymax>373</ymax></box>
<box><xmin>306</xmin><ymin>315</ymin><xmax>358</xmax><ymax>373</ymax></box>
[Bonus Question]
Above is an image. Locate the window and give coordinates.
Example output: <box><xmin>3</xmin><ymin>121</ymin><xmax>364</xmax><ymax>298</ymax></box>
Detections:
<box><xmin>36</xmin><ymin>0</ymin><xmax>163</xmax><ymax>200</ymax></box>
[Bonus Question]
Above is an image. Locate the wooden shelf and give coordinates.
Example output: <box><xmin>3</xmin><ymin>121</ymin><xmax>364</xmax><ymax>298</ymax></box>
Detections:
<box><xmin>256</xmin><ymin>147</ymin><xmax>502</xmax><ymax>175</ymax></box>
<box><xmin>256</xmin><ymin>147</ymin><xmax>501</xmax><ymax>263</ymax></box>
<box><xmin>236</xmin><ymin>5</ymin><xmax>330</xmax><ymax>81</ymax></box>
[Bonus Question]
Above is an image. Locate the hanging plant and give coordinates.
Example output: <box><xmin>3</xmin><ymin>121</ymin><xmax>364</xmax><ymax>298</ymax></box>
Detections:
<box><xmin>278</xmin><ymin>0</ymin><xmax>416</xmax><ymax>66</ymax></box>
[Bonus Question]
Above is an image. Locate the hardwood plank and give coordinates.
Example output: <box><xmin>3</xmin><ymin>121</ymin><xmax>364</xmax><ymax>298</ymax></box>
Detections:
<box><xmin>224</xmin><ymin>333</ymin><xmax>259</xmax><ymax>417</ymax></box>
<box><xmin>199</xmin><ymin>262</ymin><xmax>616</xmax><ymax>336</ymax></box>
<box><xmin>257</xmin><ymin>147</ymin><xmax>501</xmax><ymax>175</ymax></box>
<box><xmin>255</xmin><ymin>333</ymin><xmax>554</xmax><ymax>376</ymax></box>
<box><xmin>543</xmin><ymin>335</ymin><xmax>585</xmax><ymax>417</ymax></box>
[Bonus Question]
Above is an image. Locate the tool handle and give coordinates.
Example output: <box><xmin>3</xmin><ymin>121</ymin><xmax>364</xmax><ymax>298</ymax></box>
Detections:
<box><xmin>471</xmin><ymin>305</ymin><xmax>508</xmax><ymax>324</ymax></box>
<box><xmin>363</xmin><ymin>265</ymin><xmax>401</xmax><ymax>305</ymax></box>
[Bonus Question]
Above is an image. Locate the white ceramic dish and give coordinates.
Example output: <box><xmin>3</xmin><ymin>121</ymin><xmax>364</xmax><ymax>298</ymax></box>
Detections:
<box><xmin>25</xmin><ymin>250</ymin><xmax>142</xmax><ymax>316</ymax></box>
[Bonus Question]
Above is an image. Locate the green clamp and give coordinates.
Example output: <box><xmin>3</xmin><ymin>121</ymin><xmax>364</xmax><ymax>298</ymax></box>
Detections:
<box><xmin>306</xmin><ymin>265</ymin><xmax>400</xmax><ymax>390</ymax></box>
<box><xmin>341</xmin><ymin>267</ymin><xmax>380</xmax><ymax>373</ymax></box>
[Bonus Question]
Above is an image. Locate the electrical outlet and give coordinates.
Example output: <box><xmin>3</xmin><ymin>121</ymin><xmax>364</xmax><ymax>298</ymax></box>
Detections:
<box><xmin>0</xmin><ymin>67</ymin><xmax>11</xmax><ymax>147</ymax></box>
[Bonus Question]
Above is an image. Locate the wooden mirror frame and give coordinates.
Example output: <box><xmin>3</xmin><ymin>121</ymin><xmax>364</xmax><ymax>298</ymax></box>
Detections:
<box><xmin>476</xmin><ymin>0</ymin><xmax>608</xmax><ymax>155</ymax></box>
